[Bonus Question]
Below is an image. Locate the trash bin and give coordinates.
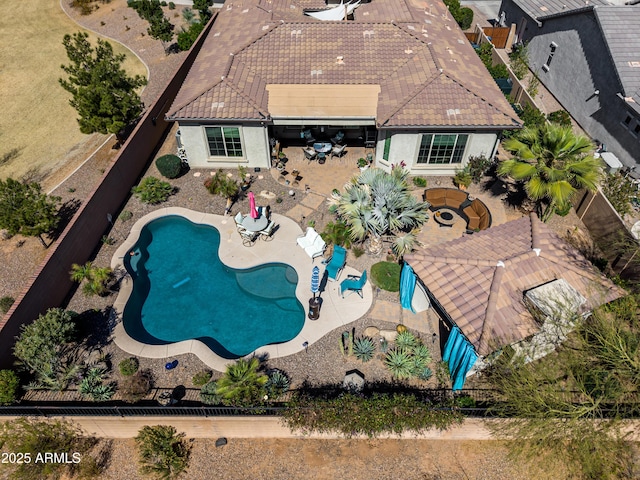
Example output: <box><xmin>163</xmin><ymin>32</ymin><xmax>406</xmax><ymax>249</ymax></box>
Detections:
<box><xmin>308</xmin><ymin>298</ymin><xmax>320</xmax><ymax>320</ymax></box>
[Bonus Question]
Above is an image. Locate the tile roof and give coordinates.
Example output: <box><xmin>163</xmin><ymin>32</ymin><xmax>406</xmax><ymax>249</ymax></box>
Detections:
<box><xmin>167</xmin><ymin>0</ymin><xmax>521</xmax><ymax>129</ymax></box>
<box><xmin>594</xmin><ymin>6</ymin><xmax>640</xmax><ymax>106</ymax></box>
<box><xmin>404</xmin><ymin>214</ymin><xmax>625</xmax><ymax>356</ymax></box>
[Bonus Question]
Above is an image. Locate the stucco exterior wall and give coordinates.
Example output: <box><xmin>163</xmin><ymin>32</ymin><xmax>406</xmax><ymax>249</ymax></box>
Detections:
<box><xmin>376</xmin><ymin>131</ymin><xmax>499</xmax><ymax>175</ymax></box>
<box><xmin>499</xmin><ymin>2</ymin><xmax>640</xmax><ymax>166</ymax></box>
<box><xmin>178</xmin><ymin>123</ymin><xmax>271</xmax><ymax>170</ymax></box>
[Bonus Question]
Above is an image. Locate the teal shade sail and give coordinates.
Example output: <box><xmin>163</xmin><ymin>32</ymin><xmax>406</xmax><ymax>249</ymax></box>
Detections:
<box><xmin>442</xmin><ymin>326</ymin><xmax>478</xmax><ymax>391</ymax></box>
<box><xmin>400</xmin><ymin>262</ymin><xmax>416</xmax><ymax>313</ymax></box>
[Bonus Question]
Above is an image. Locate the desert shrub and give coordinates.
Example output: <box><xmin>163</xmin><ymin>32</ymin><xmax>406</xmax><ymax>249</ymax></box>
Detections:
<box><xmin>416</xmin><ymin>366</ymin><xmax>433</xmax><ymax>381</ymax></box>
<box><xmin>467</xmin><ymin>155</ymin><xmax>492</xmax><ymax>183</ymax></box>
<box><xmin>353</xmin><ymin>336</ymin><xmax>376</xmax><ymax>362</ymax></box>
<box><xmin>79</xmin><ymin>368</ymin><xmax>115</xmax><ymax>402</ymax></box>
<box><xmin>265</xmin><ymin>369</ymin><xmax>290</xmax><ymax>398</ymax></box>
<box><xmin>395</xmin><ymin>330</ymin><xmax>419</xmax><ymax>350</ymax></box>
<box><xmin>119</xmin><ymin>372</ymin><xmax>151</xmax><ymax>403</ymax></box>
<box><xmin>132</xmin><ymin>176</ymin><xmax>173</xmax><ymax>204</ymax></box>
<box><xmin>457</xmin><ymin>7</ymin><xmax>473</xmax><ymax>29</ymax></box>
<box><xmin>370</xmin><ymin>261</ymin><xmax>401</xmax><ymax>292</ymax></box>
<box><xmin>200</xmin><ymin>381</ymin><xmax>221</xmax><ymax>405</ymax></box>
<box><xmin>602</xmin><ymin>173</ymin><xmax>636</xmax><ymax>218</ymax></box>
<box><xmin>192</xmin><ymin>370</ymin><xmax>211</xmax><ymax>387</ymax></box>
<box><xmin>0</xmin><ymin>296</ymin><xmax>14</xmax><ymax>314</ymax></box>
<box><xmin>177</xmin><ymin>21</ymin><xmax>205</xmax><ymax>51</ymax></box>
<box><xmin>0</xmin><ymin>370</ymin><xmax>20</xmax><ymax>405</ymax></box>
<box><xmin>168</xmin><ymin>1</ymin><xmax>175</xmax><ymax>8</ymax></box>
<box><xmin>489</xmin><ymin>63</ymin><xmax>510</xmax><ymax>79</ymax></box>
<box><xmin>160</xmin><ymin>0</ymin><xmax>167</xmax><ymax>5</ymax></box>
<box><xmin>118</xmin><ymin>210</ymin><xmax>133</xmax><ymax>222</ymax></box>
<box><xmin>384</xmin><ymin>348</ymin><xmax>414</xmax><ymax>379</ymax></box>
<box><xmin>119</xmin><ymin>357</ymin><xmax>139</xmax><ymax>376</ymax></box>
<box><xmin>547</xmin><ymin>109</ymin><xmax>572</xmax><ymax>127</ymax></box>
<box><xmin>283</xmin><ymin>391</ymin><xmax>463</xmax><ymax>437</ymax></box>
<box><xmin>508</xmin><ymin>42</ymin><xmax>529</xmax><ymax>80</ymax></box>
<box><xmin>0</xmin><ymin>418</ymin><xmax>98</xmax><ymax>479</ymax></box>
<box><xmin>351</xmin><ymin>246</ymin><xmax>365</xmax><ymax>258</ymax></box>
<box><xmin>412</xmin><ymin>176</ymin><xmax>427</xmax><ymax>188</ymax></box>
<box><xmin>135</xmin><ymin>425</ymin><xmax>190</xmax><ymax>479</ymax></box>
<box><xmin>155</xmin><ymin>154</ymin><xmax>183</xmax><ymax>179</ymax></box>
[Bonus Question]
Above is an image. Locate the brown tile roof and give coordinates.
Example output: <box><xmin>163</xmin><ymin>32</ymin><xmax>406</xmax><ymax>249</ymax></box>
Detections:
<box><xmin>167</xmin><ymin>0</ymin><xmax>521</xmax><ymax>129</ymax></box>
<box><xmin>404</xmin><ymin>214</ymin><xmax>625</xmax><ymax>356</ymax></box>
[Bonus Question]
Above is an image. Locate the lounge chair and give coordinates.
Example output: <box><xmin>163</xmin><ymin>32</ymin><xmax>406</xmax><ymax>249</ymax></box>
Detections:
<box><xmin>296</xmin><ymin>227</ymin><xmax>326</xmax><ymax>260</ymax></box>
<box><xmin>330</xmin><ymin>144</ymin><xmax>347</xmax><ymax>159</ymax></box>
<box><xmin>324</xmin><ymin>245</ymin><xmax>347</xmax><ymax>281</ymax></box>
<box><xmin>340</xmin><ymin>270</ymin><xmax>367</xmax><ymax>298</ymax></box>
<box><xmin>303</xmin><ymin>147</ymin><xmax>317</xmax><ymax>161</ymax></box>
<box><xmin>259</xmin><ymin>220</ymin><xmax>276</xmax><ymax>241</ymax></box>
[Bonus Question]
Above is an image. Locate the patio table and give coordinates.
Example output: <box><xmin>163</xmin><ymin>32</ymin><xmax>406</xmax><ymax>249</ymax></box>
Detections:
<box><xmin>313</xmin><ymin>142</ymin><xmax>332</xmax><ymax>153</ymax></box>
<box><xmin>241</xmin><ymin>215</ymin><xmax>269</xmax><ymax>232</ymax></box>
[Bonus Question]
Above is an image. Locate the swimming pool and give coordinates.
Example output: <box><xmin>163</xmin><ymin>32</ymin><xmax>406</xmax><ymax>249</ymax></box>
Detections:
<box><xmin>122</xmin><ymin>216</ymin><xmax>305</xmax><ymax>359</ymax></box>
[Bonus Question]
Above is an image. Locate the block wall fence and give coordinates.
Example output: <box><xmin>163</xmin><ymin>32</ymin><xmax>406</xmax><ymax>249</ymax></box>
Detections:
<box><xmin>0</xmin><ymin>17</ymin><xmax>216</xmax><ymax>369</ymax></box>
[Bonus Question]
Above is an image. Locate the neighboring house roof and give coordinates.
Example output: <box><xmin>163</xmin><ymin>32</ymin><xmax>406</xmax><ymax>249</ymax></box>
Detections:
<box><xmin>594</xmin><ymin>6</ymin><xmax>640</xmax><ymax>108</ymax></box>
<box><xmin>511</xmin><ymin>0</ymin><xmax>609</xmax><ymax>22</ymax></box>
<box><xmin>167</xmin><ymin>0</ymin><xmax>521</xmax><ymax>129</ymax></box>
<box><xmin>404</xmin><ymin>214</ymin><xmax>624</xmax><ymax>356</ymax></box>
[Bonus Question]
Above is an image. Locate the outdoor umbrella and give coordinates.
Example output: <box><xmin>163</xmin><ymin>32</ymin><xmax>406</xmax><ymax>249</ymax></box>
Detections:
<box><xmin>311</xmin><ymin>266</ymin><xmax>320</xmax><ymax>299</ymax></box>
<box><xmin>248</xmin><ymin>191</ymin><xmax>258</xmax><ymax>219</ymax></box>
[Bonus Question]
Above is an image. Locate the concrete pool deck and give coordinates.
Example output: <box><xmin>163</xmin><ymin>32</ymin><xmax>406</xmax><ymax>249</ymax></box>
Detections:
<box><xmin>111</xmin><ymin>207</ymin><xmax>372</xmax><ymax>371</ymax></box>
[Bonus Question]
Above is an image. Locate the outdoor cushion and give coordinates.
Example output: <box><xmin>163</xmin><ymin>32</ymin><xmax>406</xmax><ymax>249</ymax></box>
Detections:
<box><xmin>443</xmin><ymin>189</ymin><xmax>468</xmax><ymax>209</ymax></box>
<box><xmin>424</xmin><ymin>188</ymin><xmax>467</xmax><ymax>209</ymax></box>
<box><xmin>463</xmin><ymin>200</ymin><xmax>490</xmax><ymax>230</ymax></box>
<box><xmin>297</xmin><ymin>227</ymin><xmax>319</xmax><ymax>249</ymax></box>
<box><xmin>303</xmin><ymin>235</ymin><xmax>326</xmax><ymax>259</ymax></box>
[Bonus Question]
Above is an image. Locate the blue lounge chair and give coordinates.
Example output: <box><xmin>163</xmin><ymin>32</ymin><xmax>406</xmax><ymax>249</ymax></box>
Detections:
<box><xmin>325</xmin><ymin>245</ymin><xmax>347</xmax><ymax>281</ymax></box>
<box><xmin>340</xmin><ymin>270</ymin><xmax>367</xmax><ymax>298</ymax></box>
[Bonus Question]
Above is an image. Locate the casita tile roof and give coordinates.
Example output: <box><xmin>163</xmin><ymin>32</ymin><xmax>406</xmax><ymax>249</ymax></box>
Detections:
<box><xmin>404</xmin><ymin>214</ymin><xmax>624</xmax><ymax>356</ymax></box>
<box><xmin>167</xmin><ymin>0</ymin><xmax>521</xmax><ymax>129</ymax></box>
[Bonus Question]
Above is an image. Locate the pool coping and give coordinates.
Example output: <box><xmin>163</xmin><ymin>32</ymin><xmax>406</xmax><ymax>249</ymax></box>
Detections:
<box><xmin>111</xmin><ymin>207</ymin><xmax>372</xmax><ymax>372</ymax></box>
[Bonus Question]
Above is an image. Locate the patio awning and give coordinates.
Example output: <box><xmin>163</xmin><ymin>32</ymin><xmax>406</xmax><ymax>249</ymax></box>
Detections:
<box><xmin>304</xmin><ymin>1</ymin><xmax>361</xmax><ymax>21</ymax></box>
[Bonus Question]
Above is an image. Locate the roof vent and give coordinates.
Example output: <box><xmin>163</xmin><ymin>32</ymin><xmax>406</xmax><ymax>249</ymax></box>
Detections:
<box><xmin>533</xmin><ymin>248</ymin><xmax>541</xmax><ymax>256</ymax></box>
<box><xmin>242</xmin><ymin>8</ymin><xmax>249</xmax><ymax>13</ymax></box>
<box><xmin>630</xmin><ymin>61</ymin><xmax>640</xmax><ymax>68</ymax></box>
<box><xmin>407</xmin><ymin>25</ymin><xmax>416</xmax><ymax>30</ymax></box>
<box><xmin>336</xmin><ymin>56</ymin><xmax>344</xmax><ymax>65</ymax></box>
<box><xmin>311</xmin><ymin>69</ymin><xmax>323</xmax><ymax>77</ymax></box>
<box><xmin>262</xmin><ymin>25</ymin><xmax>269</xmax><ymax>30</ymax></box>
<box><xmin>496</xmin><ymin>260</ymin><xmax>505</xmax><ymax>268</ymax></box>
<box><xmin>405</xmin><ymin>48</ymin><xmax>413</xmax><ymax>54</ymax></box>
<box><xmin>291</xmin><ymin>29</ymin><xmax>302</xmax><ymax>38</ymax></box>
<box><xmin>363</xmin><ymin>30</ymin><xmax>375</xmax><ymax>38</ymax></box>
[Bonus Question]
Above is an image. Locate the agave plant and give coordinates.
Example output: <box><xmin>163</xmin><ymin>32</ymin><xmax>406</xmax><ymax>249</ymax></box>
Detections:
<box><xmin>79</xmin><ymin>368</ymin><xmax>114</xmax><ymax>401</ymax></box>
<box><xmin>265</xmin><ymin>369</ymin><xmax>290</xmax><ymax>398</ymax></box>
<box><xmin>384</xmin><ymin>348</ymin><xmax>414</xmax><ymax>379</ymax></box>
<box><xmin>353</xmin><ymin>336</ymin><xmax>376</xmax><ymax>362</ymax></box>
<box><xmin>416</xmin><ymin>366</ymin><xmax>434</xmax><ymax>381</ymax></box>
<box><xmin>395</xmin><ymin>330</ymin><xmax>419</xmax><ymax>350</ymax></box>
<box><xmin>412</xmin><ymin>344</ymin><xmax>432</xmax><ymax>365</ymax></box>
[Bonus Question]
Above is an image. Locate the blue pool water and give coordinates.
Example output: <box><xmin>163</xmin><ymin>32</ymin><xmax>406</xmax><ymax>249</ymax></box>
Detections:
<box><xmin>123</xmin><ymin>216</ymin><xmax>305</xmax><ymax>358</ymax></box>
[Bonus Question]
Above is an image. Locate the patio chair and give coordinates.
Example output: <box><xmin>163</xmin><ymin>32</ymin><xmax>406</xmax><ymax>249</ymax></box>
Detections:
<box><xmin>259</xmin><ymin>220</ymin><xmax>277</xmax><ymax>241</ymax></box>
<box><xmin>330</xmin><ymin>144</ymin><xmax>347</xmax><ymax>159</ymax></box>
<box><xmin>302</xmin><ymin>129</ymin><xmax>316</xmax><ymax>145</ymax></box>
<box><xmin>324</xmin><ymin>245</ymin><xmax>347</xmax><ymax>281</ymax></box>
<box><xmin>340</xmin><ymin>270</ymin><xmax>367</xmax><ymax>298</ymax></box>
<box><xmin>239</xmin><ymin>229</ymin><xmax>258</xmax><ymax>247</ymax></box>
<box><xmin>257</xmin><ymin>205</ymin><xmax>271</xmax><ymax>220</ymax></box>
<box><xmin>296</xmin><ymin>227</ymin><xmax>326</xmax><ymax>260</ymax></box>
<box><xmin>234</xmin><ymin>212</ymin><xmax>246</xmax><ymax>231</ymax></box>
<box><xmin>330</xmin><ymin>131</ymin><xmax>345</xmax><ymax>145</ymax></box>
<box><xmin>302</xmin><ymin>147</ymin><xmax>317</xmax><ymax>161</ymax></box>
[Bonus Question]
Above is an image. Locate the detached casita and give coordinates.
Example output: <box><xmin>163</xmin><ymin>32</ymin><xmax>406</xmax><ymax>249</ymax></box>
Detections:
<box><xmin>166</xmin><ymin>0</ymin><xmax>521</xmax><ymax>175</ymax></box>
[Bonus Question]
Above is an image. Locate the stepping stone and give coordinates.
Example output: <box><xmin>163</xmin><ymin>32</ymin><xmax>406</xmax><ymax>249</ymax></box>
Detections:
<box><xmin>363</xmin><ymin>326</ymin><xmax>380</xmax><ymax>337</ymax></box>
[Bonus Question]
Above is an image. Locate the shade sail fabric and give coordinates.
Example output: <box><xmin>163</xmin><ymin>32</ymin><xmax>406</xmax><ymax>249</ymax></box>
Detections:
<box><xmin>304</xmin><ymin>0</ymin><xmax>361</xmax><ymax>21</ymax></box>
<box><xmin>442</xmin><ymin>326</ymin><xmax>478</xmax><ymax>391</ymax></box>
<box><xmin>248</xmin><ymin>192</ymin><xmax>258</xmax><ymax>219</ymax></box>
<box><xmin>400</xmin><ymin>263</ymin><xmax>416</xmax><ymax>313</ymax></box>
<box><xmin>311</xmin><ymin>266</ymin><xmax>320</xmax><ymax>296</ymax></box>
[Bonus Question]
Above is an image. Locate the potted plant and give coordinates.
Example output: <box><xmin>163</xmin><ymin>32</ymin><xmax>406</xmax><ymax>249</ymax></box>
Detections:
<box><xmin>454</xmin><ymin>166</ymin><xmax>472</xmax><ymax>190</ymax></box>
<box><xmin>357</xmin><ymin>157</ymin><xmax>369</xmax><ymax>171</ymax></box>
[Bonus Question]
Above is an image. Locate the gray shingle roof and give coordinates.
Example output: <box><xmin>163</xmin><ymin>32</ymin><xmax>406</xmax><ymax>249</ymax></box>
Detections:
<box><xmin>405</xmin><ymin>214</ymin><xmax>624</xmax><ymax>356</ymax></box>
<box><xmin>167</xmin><ymin>0</ymin><xmax>521</xmax><ymax>129</ymax></box>
<box><xmin>594</xmin><ymin>6</ymin><xmax>640</xmax><ymax>105</ymax></box>
<box><xmin>512</xmin><ymin>0</ymin><xmax>609</xmax><ymax>22</ymax></box>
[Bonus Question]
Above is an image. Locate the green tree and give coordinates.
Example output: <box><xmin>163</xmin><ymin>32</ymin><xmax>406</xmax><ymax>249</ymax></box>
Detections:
<box><xmin>215</xmin><ymin>357</ymin><xmax>268</xmax><ymax>406</ymax></box>
<box><xmin>0</xmin><ymin>178</ymin><xmax>60</xmax><ymax>247</ymax></box>
<box><xmin>204</xmin><ymin>169</ymin><xmax>239</xmax><ymax>214</ymax></box>
<box><xmin>13</xmin><ymin>308</ymin><xmax>80</xmax><ymax>391</ymax></box>
<box><xmin>177</xmin><ymin>21</ymin><xmax>204</xmax><ymax>51</ymax></box>
<box><xmin>147</xmin><ymin>13</ymin><xmax>174</xmax><ymax>50</ymax></box>
<box><xmin>59</xmin><ymin>32</ymin><xmax>147</xmax><ymax>139</ymax></box>
<box><xmin>135</xmin><ymin>425</ymin><xmax>190</xmax><ymax>479</ymax></box>
<box><xmin>498</xmin><ymin>123</ymin><xmax>600</xmax><ymax>221</ymax></box>
<box><xmin>484</xmin><ymin>295</ymin><xmax>640</xmax><ymax>479</ymax></box>
<box><xmin>329</xmin><ymin>166</ymin><xmax>429</xmax><ymax>256</ymax></box>
<box><xmin>193</xmin><ymin>0</ymin><xmax>213</xmax><ymax>23</ymax></box>
<box><xmin>0</xmin><ymin>418</ymin><xmax>98</xmax><ymax>480</ymax></box>
<box><xmin>70</xmin><ymin>261</ymin><xmax>113</xmax><ymax>296</ymax></box>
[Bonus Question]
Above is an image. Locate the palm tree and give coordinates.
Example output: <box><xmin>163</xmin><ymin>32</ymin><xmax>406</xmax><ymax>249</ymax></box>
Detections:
<box><xmin>498</xmin><ymin>123</ymin><xmax>601</xmax><ymax>222</ymax></box>
<box><xmin>215</xmin><ymin>357</ymin><xmax>268</xmax><ymax>406</ymax></box>
<box><xmin>70</xmin><ymin>262</ymin><xmax>113</xmax><ymax>296</ymax></box>
<box><xmin>204</xmin><ymin>169</ymin><xmax>239</xmax><ymax>214</ymax></box>
<box><xmin>329</xmin><ymin>166</ymin><xmax>429</xmax><ymax>256</ymax></box>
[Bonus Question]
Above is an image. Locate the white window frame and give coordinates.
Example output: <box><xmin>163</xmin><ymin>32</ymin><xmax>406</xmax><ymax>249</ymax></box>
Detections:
<box><xmin>416</xmin><ymin>133</ymin><xmax>469</xmax><ymax>165</ymax></box>
<box><xmin>203</xmin><ymin>126</ymin><xmax>245</xmax><ymax>159</ymax></box>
